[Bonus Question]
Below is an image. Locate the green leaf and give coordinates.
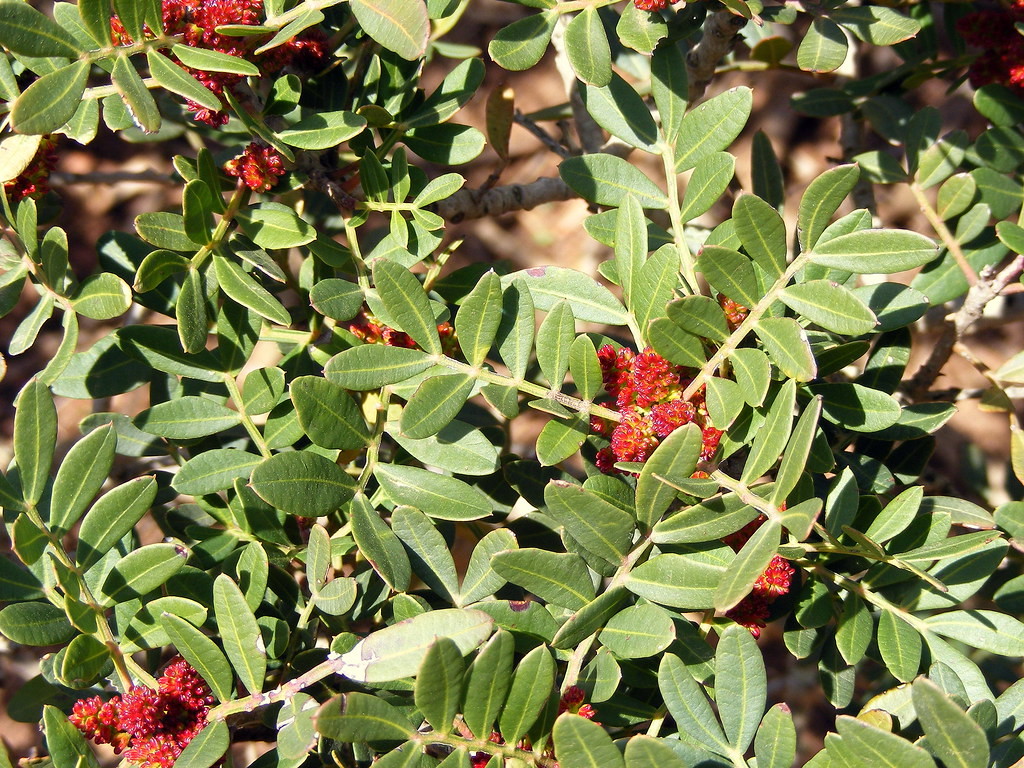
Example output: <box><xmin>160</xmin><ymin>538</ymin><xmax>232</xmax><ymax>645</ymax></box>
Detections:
<box><xmin>406</xmin><ymin>58</ymin><xmax>484</xmax><ymax>129</ymax></box>
<box><xmin>463</xmin><ymin>630</ymin><xmax>515</xmax><ymax>739</ymax></box>
<box><xmin>569</xmin><ymin>335</ymin><xmax>602</xmax><ymax>401</ymax></box>
<box><xmin>617</xmin><ymin>1</ymin><xmax>667</xmax><ymax>53</ymax></box>
<box><xmin>236</xmin><ymin>202</ymin><xmax>315</xmax><ymax>249</ymax></box>
<box><xmin>924</xmin><ymin>610</ymin><xmax>1024</xmax><ymax>656</ymax></box>
<box><xmin>214</xmin><ymin>574</ymin><xmax>266</xmax><ymax>694</ymax></box>
<box><xmin>565</xmin><ymin>6</ymin><xmax>611</xmax><ymax>86</ymax></box>
<box><xmin>241</xmin><ymin>367</ymin><xmax>286</xmax><ymax>415</ymax></box>
<box><xmin>797</xmin><ymin>18</ymin><xmax>848</xmax><ymax>73</ymax></box>
<box><xmin>648</xmin><ymin>318</ymin><xmax>707</xmax><ymax>367</ymax></box>
<box><xmin>111</xmin><ymin>55</ymin><xmax>160</xmax><ymax>133</ymax></box>
<box><xmin>99</xmin><ymin>542</ymin><xmax>187</xmax><ymax>606</ymax></box>
<box><xmin>780</xmin><ymin>280</ymin><xmax>878</xmax><ymax>335</ymax></box>
<box><xmin>554</xmin><ymin>713</ymin><xmax>625</xmax><ymax>768</ymax></box>
<box><xmin>350</xmin><ymin>0</ymin><xmax>428</xmax><ymax>60</ymax></box>
<box><xmin>831</xmin><ymin>5</ymin><xmax>920</xmax><ymax>45</ymax></box>
<box><xmin>698</xmin><ymin>245</ymin><xmax>758</xmax><ymax>308</ymax></box>
<box><xmin>625</xmin><ymin>548</ymin><xmax>733</xmax><ymax>609</ymax></box>
<box><xmin>460</xmin><ymin>529</ymin><xmax>517</xmax><ymax>606</ymax></box>
<box><xmin>455</xmin><ymin>271</ymin><xmax>502</xmax><ymax>367</ymax></box>
<box><xmin>864</xmin><ymin>485</ymin><xmax>922</xmax><ymax>543</ymax></box>
<box><xmin>659</xmin><ymin>654</ymin><xmax>730</xmax><ymax>756</ymax></box>
<box><xmin>716</xmin><ymin>624</ymin><xmax>766</xmax><ymax>753</ymax></box>
<box><xmin>173</xmin><ymin>721</ymin><xmax>229</xmax><ymax>768</ymax></box>
<box><xmin>536</xmin><ymin>301</ymin><xmax>575</xmax><ymax>388</ymax></box>
<box><xmin>0</xmin><ymin>3</ymin><xmax>82</xmax><ymax>57</ymax></box>
<box><xmin>325</xmin><ymin>345</ymin><xmax>433</xmax><ymax>390</ymax></box>
<box><xmin>912</xmin><ymin>678</ymin><xmax>989</xmax><ymax>768</ymax></box>
<box><xmin>544</xmin><ymin>480</ymin><xmax>634</xmax><ymax>564</ymax></box>
<box><xmin>536</xmin><ymin>414</ymin><xmax>589</xmax><ymax>467</ymax></box>
<box><xmin>495</xmin><ymin>277</ymin><xmax>535</xmax><ymax>379</ymax></box>
<box><xmin>0</xmin><ymin>602</ymin><xmax>74</xmax><ymax>646</ymax></box>
<box><xmin>742</xmin><ymin>379</ymin><xmax>797</xmax><ymax>484</ymax></box>
<box><xmin>679</xmin><ymin>152</ymin><xmax>736</xmax><ymax>223</ymax></box>
<box><xmin>310</xmin><ymin>278</ymin><xmax>363</xmax><ymax>322</ymax></box>
<box><xmin>552</xmin><ymin>587</ymin><xmax>629</xmax><ymax>650</ymax></box>
<box><xmin>77</xmin><ymin>475</ymin><xmax>157</xmax><ymax>569</ymax></box>
<box><xmin>213</xmin><ymin>255</ymin><xmax>291</xmax><ymax>326</ymax></box>
<box><xmin>414</xmin><ymin>637</ymin><xmax>464</xmax><ymax>735</ymax></box>
<box><xmin>560</xmin><ymin>154</ymin><xmax>668</xmax><ymax>209</ymax></box>
<box><xmin>318</xmin><ymin>692</ymin><xmax>417</xmax><ymax>742</ymax></box>
<box><xmin>350</xmin><ymin>492</ymin><xmax>411</xmax><ymax>592</ymax></box>
<box><xmin>716</xmin><ymin>518</ymin><xmax>782</xmax><ymax>611</ymax></box>
<box><xmin>393</xmin><ymin>505</ymin><xmax>461</xmax><ymax>604</ymax></box>
<box><xmin>599</xmin><ymin>603</ymin><xmax>675</xmax><ymax>658</ymax></box>
<box><xmin>42</xmin><ymin>705</ymin><xmax>100</xmax><ymax>768</ymax></box>
<box><xmin>249</xmin><ymin>451</ymin><xmax>356</xmax><ymax>516</ymax></box>
<box><xmin>135</xmin><ymin>212</ymin><xmax>200</xmax><ymax>252</ymax></box>
<box><xmin>727</xmin><ymin>349</ymin><xmax>770</xmax><ymax>410</ymax></box>
<box><xmin>833</xmin><ymin>716</ymin><xmax>936</xmax><ymax>768</ymax></box>
<box><xmin>14</xmin><ymin>379</ymin><xmax>56</xmax><ymax>506</ymax></box>
<box><xmin>147</xmin><ymin>49</ymin><xmax>221</xmax><ymax>111</ymax></box>
<box><xmin>58</xmin><ymin>634</ymin><xmax>109</xmax><ymax>688</ymax></box>
<box><xmin>809</xmin><ymin>229</ymin><xmax>938</xmax><ymax>273</ymax></box>
<box><xmin>404</xmin><ymin>123</ymin><xmax>485</xmax><ymax>165</ymax></box>
<box><xmin>667</xmin><ymin>295</ymin><xmax>729</xmax><ymax>343</ymax></box>
<box><xmin>501</xmin><ymin>266</ymin><xmax>628</xmax><ymax>326</ymax></box>
<box><xmin>754</xmin><ymin>317</ymin><xmax>817</xmax><ymax>381</ymax></box>
<box><xmin>877</xmin><ymin>611</ymin><xmax>921</xmax><ymax>683</ymax></box>
<box><xmin>580</xmin><ymin>75</ymin><xmax>659</xmax><ymax>152</ymax></box>
<box><xmin>809</xmin><ymin>382</ymin><xmax>901</xmax><ymax>432</ymax></box>
<box><xmin>798</xmin><ymin>164</ymin><xmax>860</xmax><ymax>250</ymax></box>
<box><xmin>119</xmin><ymin>325</ymin><xmax>224</xmax><ymax>382</ymax></box>
<box><xmin>291</xmin><ymin>375</ymin><xmax>370</xmax><ymax>449</ymax></box>
<box><xmin>176</xmin><ymin>269</ymin><xmax>207</xmax><ymax>354</ymax></box>
<box><xmin>651</xmin><ymin>43</ymin><xmax>688</xmax><ymax>143</ymax></box>
<box><xmin>400</xmin><ymin>373</ymin><xmax>475</xmax><ymax>439</ymax></box>
<box><xmin>374</xmin><ymin>463</ymin><xmax>491</xmax><ymax>521</ymax></box>
<box><xmin>488</xmin><ymin>11</ymin><xmax>557</xmax><ymax>71</ymax></box>
<box><xmin>754</xmin><ymin>704</ymin><xmax>797</xmax><ymax>768</ymax></box>
<box><xmin>394</xmin><ymin>420</ymin><xmax>501</xmax><ymax>477</ymax></box>
<box><xmin>674</xmin><ymin>87</ymin><xmax>753</xmax><ymax>172</ymax></box>
<box><xmin>135</xmin><ymin>396</ymin><xmax>242</xmax><ymax>439</ymax></box>
<box><xmin>10</xmin><ymin>62</ymin><xmax>86</xmax><ymax>141</ymax></box>
<box><xmin>336</xmin><ymin>608</ymin><xmax>493</xmax><ymax>683</ymax></box>
<box><xmin>631</xmin><ymin>244</ymin><xmax>677</xmax><ymax>345</ymax></box>
<box><xmin>636</xmin><ymin>423</ymin><xmax>702</xmax><ymax>530</ymax></box>
<box><xmin>492</xmin><ymin>549</ymin><xmax>595</xmax><ymax>610</ymax></box>
<box><xmin>172</xmin><ymin>449</ymin><xmax>261</xmax><ymax>496</ymax></box>
<box><xmin>373</xmin><ymin>259</ymin><xmax>442</xmax><ymax>354</ymax></box>
<box><xmin>278</xmin><ymin>110</ymin><xmax>367</xmax><ymax>149</ymax></box>
<box><xmin>773</xmin><ymin>397</ymin><xmax>823</xmax><ymax>508</ymax></box>
<box><xmin>613</xmin><ymin>194</ymin><xmax>647</xmax><ymax>308</ymax></box>
<box><xmin>500</xmin><ymin>645</ymin><xmax>555</xmax><ymax>744</ymax></box>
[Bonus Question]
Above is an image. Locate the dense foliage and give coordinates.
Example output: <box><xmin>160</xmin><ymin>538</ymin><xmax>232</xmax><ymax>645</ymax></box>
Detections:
<box><xmin>1</xmin><ymin>0</ymin><xmax>1024</xmax><ymax>766</ymax></box>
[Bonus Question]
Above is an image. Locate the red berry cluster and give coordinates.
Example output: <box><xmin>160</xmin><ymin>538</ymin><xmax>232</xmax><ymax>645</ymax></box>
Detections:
<box><xmin>225</xmin><ymin>142</ymin><xmax>287</xmax><ymax>192</ymax></box>
<box><xmin>722</xmin><ymin>517</ymin><xmax>795</xmax><ymax>637</ymax></box>
<box><xmin>346</xmin><ymin>307</ymin><xmax>458</xmax><ymax>354</ymax></box>
<box><xmin>634</xmin><ymin>0</ymin><xmax>670</xmax><ymax>10</ymax></box>
<box><xmin>468</xmin><ymin>687</ymin><xmax>596</xmax><ymax>768</ymax></box>
<box><xmin>4</xmin><ymin>136</ymin><xmax>58</xmax><ymax>202</ymax></box>
<box><xmin>591</xmin><ymin>345</ymin><xmax>722</xmax><ymax>474</ymax></box>
<box><xmin>70</xmin><ymin>658</ymin><xmax>215</xmax><ymax>768</ymax></box>
<box><xmin>718</xmin><ymin>294</ymin><xmax>748</xmax><ymax>332</ymax></box>
<box><xmin>111</xmin><ymin>0</ymin><xmax>328</xmax><ymax>125</ymax></box>
<box><xmin>956</xmin><ymin>1</ymin><xmax>1024</xmax><ymax>94</ymax></box>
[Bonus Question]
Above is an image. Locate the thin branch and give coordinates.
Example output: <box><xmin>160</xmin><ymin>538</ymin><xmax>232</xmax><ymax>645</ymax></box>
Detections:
<box><xmin>903</xmin><ymin>253</ymin><xmax>1024</xmax><ymax>398</ymax></box>
<box><xmin>686</xmin><ymin>11</ymin><xmax>748</xmax><ymax>103</ymax></box>
<box><xmin>434</xmin><ymin>176</ymin><xmax>577</xmax><ymax>222</ymax></box>
<box><xmin>514</xmin><ymin>109</ymin><xmax>571</xmax><ymax>159</ymax></box>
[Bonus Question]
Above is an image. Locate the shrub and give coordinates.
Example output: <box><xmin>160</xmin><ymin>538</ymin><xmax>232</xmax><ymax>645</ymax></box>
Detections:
<box><xmin>1</xmin><ymin>0</ymin><xmax>1024</xmax><ymax>766</ymax></box>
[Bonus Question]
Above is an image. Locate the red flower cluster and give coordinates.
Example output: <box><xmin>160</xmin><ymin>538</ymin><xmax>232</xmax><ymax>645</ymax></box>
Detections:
<box><xmin>225</xmin><ymin>142</ymin><xmax>286</xmax><ymax>192</ymax></box>
<box><xmin>956</xmin><ymin>1</ymin><xmax>1024</xmax><ymax>93</ymax></box>
<box><xmin>70</xmin><ymin>658</ymin><xmax>215</xmax><ymax>768</ymax></box>
<box><xmin>346</xmin><ymin>307</ymin><xmax>457</xmax><ymax>354</ymax></box>
<box><xmin>4</xmin><ymin>136</ymin><xmax>58</xmax><ymax>202</ymax></box>
<box><xmin>718</xmin><ymin>294</ymin><xmax>748</xmax><ymax>332</ymax></box>
<box><xmin>634</xmin><ymin>0</ymin><xmax>670</xmax><ymax>10</ymax></box>
<box><xmin>592</xmin><ymin>345</ymin><xmax>722</xmax><ymax>474</ymax></box>
<box><xmin>723</xmin><ymin>518</ymin><xmax>795</xmax><ymax>637</ymax></box>
<box><xmin>468</xmin><ymin>687</ymin><xmax>596</xmax><ymax>768</ymax></box>
<box><xmin>111</xmin><ymin>0</ymin><xmax>328</xmax><ymax>125</ymax></box>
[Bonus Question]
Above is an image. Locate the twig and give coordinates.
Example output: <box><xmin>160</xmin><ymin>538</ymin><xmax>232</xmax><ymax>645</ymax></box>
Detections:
<box><xmin>434</xmin><ymin>176</ymin><xmax>576</xmax><ymax>222</ymax></box>
<box><xmin>514</xmin><ymin>110</ymin><xmax>571</xmax><ymax>159</ymax></box>
<box><xmin>686</xmin><ymin>11</ymin><xmax>748</xmax><ymax>103</ymax></box>
<box><xmin>910</xmin><ymin>181</ymin><xmax>978</xmax><ymax>285</ymax></box>
<box><xmin>903</xmin><ymin>254</ymin><xmax>1024</xmax><ymax>398</ymax></box>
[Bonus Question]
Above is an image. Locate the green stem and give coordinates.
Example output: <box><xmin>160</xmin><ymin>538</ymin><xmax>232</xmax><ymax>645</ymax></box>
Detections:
<box><xmin>660</xmin><ymin>142</ymin><xmax>699</xmax><ymax>295</ymax></box>
<box><xmin>358</xmin><ymin>388</ymin><xmax>391</xmax><ymax>490</ymax></box>
<box><xmin>909</xmin><ymin>181</ymin><xmax>978</xmax><ymax>285</ymax></box>
<box><xmin>683</xmin><ymin>252</ymin><xmax>810</xmax><ymax>401</ymax></box>
<box><xmin>223</xmin><ymin>373</ymin><xmax>272</xmax><ymax>458</ymax></box>
<box><xmin>801</xmin><ymin>560</ymin><xmax>930</xmax><ymax>634</ymax></box>
<box><xmin>434</xmin><ymin>355</ymin><xmax>621</xmax><ymax>423</ymax></box>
